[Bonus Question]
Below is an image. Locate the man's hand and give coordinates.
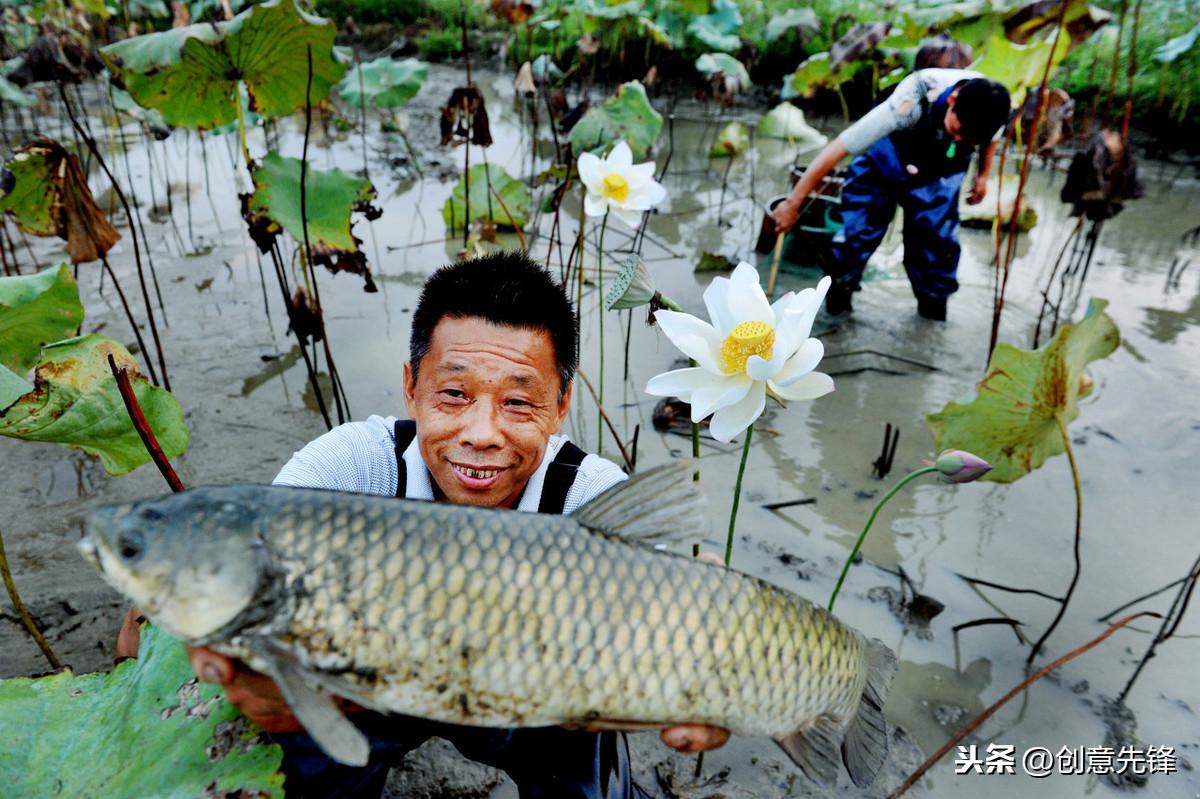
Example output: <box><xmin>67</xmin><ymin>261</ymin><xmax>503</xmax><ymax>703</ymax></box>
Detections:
<box><xmin>187</xmin><ymin>646</ymin><xmax>306</xmax><ymax>733</ymax></box>
<box><xmin>661</xmin><ymin>724</ymin><xmax>731</xmax><ymax>753</ymax></box>
<box><xmin>966</xmin><ymin>173</ymin><xmax>988</xmax><ymax>205</ymax></box>
<box><xmin>771</xmin><ymin>198</ymin><xmax>801</xmax><ymax>234</ymax></box>
<box><xmin>657</xmin><ymin>548</ymin><xmax>732</xmax><ymax>754</ymax></box>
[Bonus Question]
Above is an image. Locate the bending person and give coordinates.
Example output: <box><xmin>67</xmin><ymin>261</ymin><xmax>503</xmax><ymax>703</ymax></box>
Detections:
<box><xmin>773</xmin><ymin>68</ymin><xmax>1011</xmax><ymax>320</ymax></box>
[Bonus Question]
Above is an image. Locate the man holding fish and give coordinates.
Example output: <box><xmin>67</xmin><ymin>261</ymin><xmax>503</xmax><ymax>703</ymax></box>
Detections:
<box><xmin>98</xmin><ymin>252</ymin><xmax>893</xmax><ymax>798</ymax></box>
<box><xmin>115</xmin><ymin>252</ymin><xmax>730</xmax><ymax>798</ymax></box>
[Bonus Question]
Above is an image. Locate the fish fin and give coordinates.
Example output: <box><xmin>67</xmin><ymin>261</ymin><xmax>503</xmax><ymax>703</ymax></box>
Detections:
<box><xmin>258</xmin><ymin>648</ymin><xmax>370</xmax><ymax>767</ymax></box>
<box><xmin>840</xmin><ymin>637</ymin><xmax>896</xmax><ymax>788</ymax></box>
<box><xmin>573</xmin><ymin>460</ymin><xmax>706</xmax><ymax>542</ymax></box>
<box><xmin>774</xmin><ymin>716</ymin><xmax>842</xmax><ymax>787</ymax></box>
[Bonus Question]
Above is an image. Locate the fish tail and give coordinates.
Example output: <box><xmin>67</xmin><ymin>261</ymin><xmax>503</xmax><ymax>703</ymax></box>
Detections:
<box><xmin>774</xmin><ymin>637</ymin><xmax>896</xmax><ymax>788</ymax></box>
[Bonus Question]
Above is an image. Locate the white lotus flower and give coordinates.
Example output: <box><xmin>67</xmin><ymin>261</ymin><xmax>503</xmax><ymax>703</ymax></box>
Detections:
<box><xmin>577</xmin><ymin>140</ymin><xmax>666</xmax><ymax>229</ymax></box>
<box><xmin>645</xmin><ymin>263</ymin><xmax>834</xmax><ymax>443</ymax></box>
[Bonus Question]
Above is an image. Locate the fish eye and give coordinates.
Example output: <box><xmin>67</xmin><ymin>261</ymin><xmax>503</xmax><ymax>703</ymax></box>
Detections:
<box><xmin>117</xmin><ymin>531</ymin><xmax>144</xmax><ymax>561</ymax></box>
<box><xmin>140</xmin><ymin>507</ymin><xmax>166</xmax><ymax>522</ymax></box>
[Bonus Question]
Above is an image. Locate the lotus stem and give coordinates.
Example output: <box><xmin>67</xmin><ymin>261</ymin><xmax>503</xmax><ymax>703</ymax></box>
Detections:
<box><xmin>988</xmin><ymin>0</ymin><xmax>1067</xmax><ymax>360</ymax></box>
<box><xmin>828</xmin><ymin>466</ymin><xmax>937</xmax><ymax>612</ymax></box>
<box><xmin>724</xmin><ymin>425</ymin><xmax>754</xmax><ymax>567</ymax></box>
<box><xmin>0</xmin><ymin>526</ymin><xmax>60</xmax><ymax>670</ymax></box>
<box><xmin>1027</xmin><ymin>414</ymin><xmax>1083</xmax><ymax>665</ymax></box>
<box><xmin>574</xmin><ymin>368</ymin><xmax>633</xmax><ymax>473</ymax></box>
<box><xmin>1117</xmin><ymin>550</ymin><xmax>1200</xmax><ymax>704</ymax></box>
<box><xmin>58</xmin><ymin>85</ymin><xmax>171</xmax><ymax>392</ymax></box>
<box><xmin>689</xmin><ymin>358</ymin><xmax>700</xmax><ymax>483</ymax></box>
<box><xmin>107</xmin><ymin>354</ymin><xmax>185</xmax><ymax>494</ymax></box>
<box><xmin>300</xmin><ymin>45</ymin><xmax>348</xmax><ymax>426</ymax></box>
<box><xmin>889</xmin><ymin>612</ymin><xmax>1158</xmax><ymax>798</ymax></box>
<box><xmin>596</xmin><ymin>211</ymin><xmax>608</xmax><ymax>450</ymax></box>
<box><xmin>489</xmin><ymin>185</ymin><xmax>526</xmax><ymax>253</ymax></box>
<box><xmin>766</xmin><ymin>231</ymin><xmax>785</xmax><ymax>301</ymax></box>
<box><xmin>234</xmin><ymin>84</ymin><xmax>251</xmax><ymax>167</ymax></box>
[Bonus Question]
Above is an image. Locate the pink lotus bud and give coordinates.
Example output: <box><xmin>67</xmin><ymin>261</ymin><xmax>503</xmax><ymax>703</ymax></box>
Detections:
<box><xmin>934</xmin><ymin>449</ymin><xmax>992</xmax><ymax>483</ymax></box>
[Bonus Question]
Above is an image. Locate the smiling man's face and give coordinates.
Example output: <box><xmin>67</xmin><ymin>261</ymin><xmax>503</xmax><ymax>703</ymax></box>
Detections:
<box><xmin>403</xmin><ymin>316</ymin><xmax>572</xmax><ymax>508</ymax></box>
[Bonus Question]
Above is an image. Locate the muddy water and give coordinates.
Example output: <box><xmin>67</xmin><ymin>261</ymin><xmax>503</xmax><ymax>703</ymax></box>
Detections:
<box><xmin>1</xmin><ymin>65</ymin><xmax>1198</xmax><ymax>797</ymax></box>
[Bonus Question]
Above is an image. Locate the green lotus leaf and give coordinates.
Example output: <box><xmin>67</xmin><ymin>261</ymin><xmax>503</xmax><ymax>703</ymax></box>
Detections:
<box><xmin>926</xmin><ymin>298</ymin><xmax>1119</xmax><ymax>483</ymax></box>
<box><xmin>686</xmin><ymin>0</ymin><xmax>742</xmax><ymax>52</ymax></box>
<box><xmin>973</xmin><ymin>29</ymin><xmax>1072</xmax><ymax>97</ymax></box>
<box><xmin>0</xmin><ymin>264</ymin><xmax>84</xmax><ymax>373</ymax></box>
<box><xmin>638</xmin><ymin>16</ymin><xmax>676</xmax><ymax>47</ymax></box>
<box><xmin>709</xmin><ymin>121</ymin><xmax>748</xmax><ymax>157</ymax></box>
<box><xmin>443</xmin><ymin>163</ymin><xmax>531</xmax><ymax>230</ymax></box>
<box><xmin>99</xmin><ymin>25</ymin><xmax>226</xmax><ymax>129</ymax></box>
<box><xmin>30</xmin><ymin>0</ymin><xmax>108</xmax><ymax>20</ymax></box>
<box><xmin>100</xmin><ymin>0</ymin><xmax>346</xmax><ymax>131</ymax></box>
<box><xmin>210</xmin><ymin>0</ymin><xmax>346</xmax><ymax>119</ymax></box>
<box><xmin>244</xmin><ymin>152</ymin><xmax>378</xmax><ymax>280</ymax></box>
<box><xmin>0</xmin><ymin>140</ymin><xmax>121</xmax><ymax>264</ymax></box>
<box><xmin>764</xmin><ymin>7</ymin><xmax>819</xmax><ymax>42</ymax></box>
<box><xmin>757</xmin><ymin>102</ymin><xmax>828</xmax><ymax>148</ymax></box>
<box><xmin>903</xmin><ymin>0</ymin><xmax>990</xmax><ymax>28</ymax></box>
<box><xmin>0</xmin><ymin>624</ymin><xmax>284</xmax><ymax>797</ymax></box>
<box><xmin>0</xmin><ymin>334</ymin><xmax>189</xmax><ymax>476</ymax></box>
<box><xmin>0</xmin><ymin>74</ymin><xmax>33</xmax><ymax>108</ymax></box>
<box><xmin>651</xmin><ymin>8</ymin><xmax>689</xmax><ymax>48</ymax></box>
<box><xmin>109</xmin><ymin>85</ymin><xmax>171</xmax><ymax>137</ymax></box>
<box><xmin>338</xmin><ymin>57</ymin><xmax>427</xmax><ymax>110</ymax></box>
<box><xmin>0</xmin><ymin>146</ymin><xmax>57</xmax><ymax>237</ymax></box>
<box><xmin>210</xmin><ymin>83</ymin><xmax>263</xmax><ymax>137</ymax></box>
<box><xmin>782</xmin><ymin>52</ymin><xmax>858</xmax><ymax>99</ymax></box>
<box><xmin>0</xmin><ymin>365</ymin><xmax>32</xmax><ymax>409</ymax></box>
<box><xmin>531</xmin><ymin>53</ymin><xmax>564</xmax><ymax>83</ymax></box>
<box><xmin>695</xmin><ymin>52</ymin><xmax>750</xmax><ymax>91</ymax></box>
<box><xmin>572</xmin><ymin>0</ymin><xmax>641</xmax><ymax>19</ymax></box>
<box><xmin>124</xmin><ymin>0</ymin><xmax>171</xmax><ymax>18</ymax></box>
<box><xmin>569</xmin><ymin>80</ymin><xmax>663</xmax><ymax>160</ymax></box>
<box><xmin>1154</xmin><ymin>22</ymin><xmax>1200</xmax><ymax>64</ymax></box>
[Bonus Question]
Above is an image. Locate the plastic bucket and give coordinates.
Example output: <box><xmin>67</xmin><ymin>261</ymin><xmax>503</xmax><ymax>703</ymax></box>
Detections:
<box><xmin>755</xmin><ymin>195</ymin><xmax>844</xmax><ymax>272</ymax></box>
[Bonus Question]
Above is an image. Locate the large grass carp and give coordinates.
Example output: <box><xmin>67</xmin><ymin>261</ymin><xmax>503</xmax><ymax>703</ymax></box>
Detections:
<box><xmin>80</xmin><ymin>462</ymin><xmax>895</xmax><ymax>787</ymax></box>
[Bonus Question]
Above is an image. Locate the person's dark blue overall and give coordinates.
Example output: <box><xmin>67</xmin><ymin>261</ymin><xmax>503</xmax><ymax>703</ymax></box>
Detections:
<box><xmin>828</xmin><ymin>82</ymin><xmax>977</xmax><ymax>313</ymax></box>
<box><xmin>272</xmin><ymin>420</ymin><xmax>645</xmax><ymax>799</ymax></box>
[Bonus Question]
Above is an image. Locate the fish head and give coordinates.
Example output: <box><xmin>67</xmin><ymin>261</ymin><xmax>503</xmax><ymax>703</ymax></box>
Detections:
<box><xmin>80</xmin><ymin>487</ymin><xmax>270</xmax><ymax>643</ymax></box>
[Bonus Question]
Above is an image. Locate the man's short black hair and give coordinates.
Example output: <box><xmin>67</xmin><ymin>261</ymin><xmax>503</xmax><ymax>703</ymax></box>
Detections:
<box><xmin>409</xmin><ymin>251</ymin><xmax>578</xmax><ymax>397</ymax></box>
<box><xmin>954</xmin><ymin>78</ymin><xmax>1012</xmax><ymax>146</ymax></box>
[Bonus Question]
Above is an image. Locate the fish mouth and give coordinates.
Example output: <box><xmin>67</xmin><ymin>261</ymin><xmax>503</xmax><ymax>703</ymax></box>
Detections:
<box><xmin>77</xmin><ymin>536</ymin><xmax>101</xmax><ymax>569</ymax></box>
<box><xmin>449</xmin><ymin>462</ymin><xmax>508</xmax><ymax>490</ymax></box>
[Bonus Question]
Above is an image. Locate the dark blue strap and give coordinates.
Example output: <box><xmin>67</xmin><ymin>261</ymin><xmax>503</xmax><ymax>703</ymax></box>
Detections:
<box><xmin>537</xmin><ymin>441</ymin><xmax>588</xmax><ymax>514</ymax></box>
<box><xmin>392</xmin><ymin>419</ymin><xmax>417</xmax><ymax>498</ymax></box>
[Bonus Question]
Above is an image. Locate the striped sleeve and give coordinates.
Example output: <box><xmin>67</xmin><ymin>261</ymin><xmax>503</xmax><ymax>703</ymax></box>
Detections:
<box><xmin>561</xmin><ymin>453</ymin><xmax>628</xmax><ymax>515</ymax></box>
<box><xmin>272</xmin><ymin>415</ymin><xmax>399</xmax><ymax>496</ymax></box>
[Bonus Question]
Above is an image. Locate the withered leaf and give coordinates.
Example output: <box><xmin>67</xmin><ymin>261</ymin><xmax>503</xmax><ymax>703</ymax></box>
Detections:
<box><xmin>0</xmin><ymin>139</ymin><xmax>120</xmax><ymax>265</ymax></box>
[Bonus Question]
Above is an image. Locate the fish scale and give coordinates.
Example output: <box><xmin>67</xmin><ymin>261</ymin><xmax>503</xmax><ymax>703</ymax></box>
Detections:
<box><xmin>250</xmin><ymin>487</ymin><xmax>865</xmax><ymax>736</ymax></box>
<box><xmin>81</xmin><ymin>461</ymin><xmax>895</xmax><ymax>786</ymax></box>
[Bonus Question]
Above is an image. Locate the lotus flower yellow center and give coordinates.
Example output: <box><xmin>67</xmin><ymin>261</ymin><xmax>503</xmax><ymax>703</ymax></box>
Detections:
<box><xmin>720</xmin><ymin>321</ymin><xmax>775</xmax><ymax>375</ymax></box>
<box><xmin>601</xmin><ymin>173</ymin><xmax>630</xmax><ymax>203</ymax></box>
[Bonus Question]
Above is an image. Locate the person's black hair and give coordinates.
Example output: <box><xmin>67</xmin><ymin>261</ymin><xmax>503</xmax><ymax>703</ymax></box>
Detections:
<box><xmin>954</xmin><ymin>78</ymin><xmax>1012</xmax><ymax>146</ymax></box>
<box><xmin>409</xmin><ymin>251</ymin><xmax>578</xmax><ymax>398</ymax></box>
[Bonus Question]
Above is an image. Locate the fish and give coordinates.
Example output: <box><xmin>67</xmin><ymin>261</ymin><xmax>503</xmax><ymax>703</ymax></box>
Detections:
<box><xmin>79</xmin><ymin>461</ymin><xmax>896</xmax><ymax>788</ymax></box>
